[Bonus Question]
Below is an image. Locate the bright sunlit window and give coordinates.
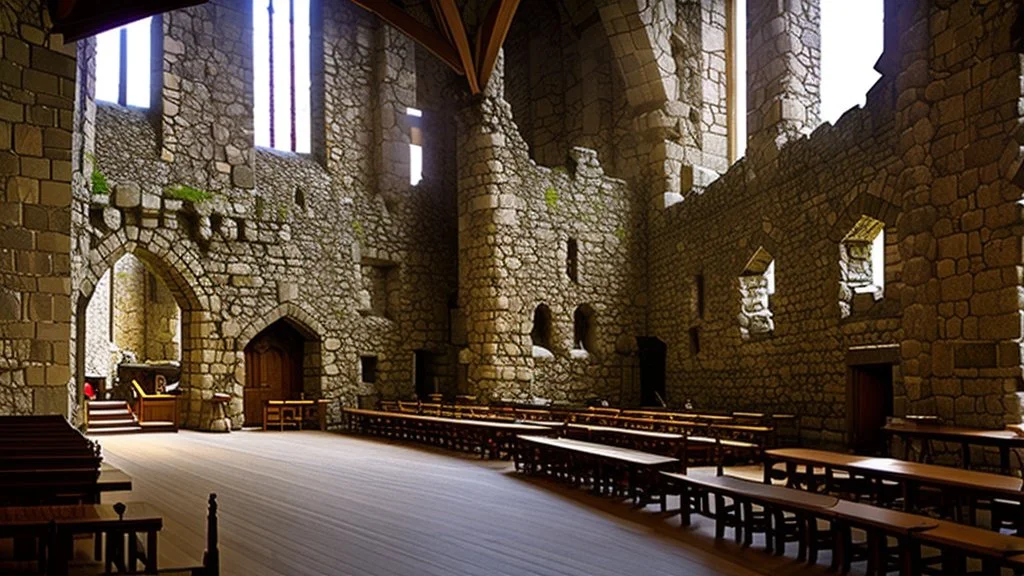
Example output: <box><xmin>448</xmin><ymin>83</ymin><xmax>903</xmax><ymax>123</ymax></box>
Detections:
<box><xmin>408</xmin><ymin>107</ymin><xmax>422</xmax><ymax>186</ymax></box>
<box><xmin>820</xmin><ymin>0</ymin><xmax>883</xmax><ymax>124</ymax></box>
<box><xmin>254</xmin><ymin>0</ymin><xmax>311</xmax><ymax>153</ymax></box>
<box><xmin>95</xmin><ymin>17</ymin><xmax>152</xmax><ymax>108</ymax></box>
<box><xmin>728</xmin><ymin>0</ymin><xmax>747</xmax><ymax>163</ymax></box>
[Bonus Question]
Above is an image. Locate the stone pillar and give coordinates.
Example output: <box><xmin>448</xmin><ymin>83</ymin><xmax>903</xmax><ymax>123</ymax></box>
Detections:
<box><xmin>745</xmin><ymin>0</ymin><xmax>821</xmax><ymax>167</ymax></box>
<box><xmin>0</xmin><ymin>2</ymin><xmax>76</xmax><ymax>417</ymax></box>
<box><xmin>456</xmin><ymin>52</ymin><xmax>532</xmax><ymax>401</ymax></box>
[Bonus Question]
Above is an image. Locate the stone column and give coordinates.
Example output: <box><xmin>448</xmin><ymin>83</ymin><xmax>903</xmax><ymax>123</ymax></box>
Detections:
<box><xmin>745</xmin><ymin>0</ymin><xmax>821</xmax><ymax>167</ymax></box>
<box><xmin>0</xmin><ymin>2</ymin><xmax>76</xmax><ymax>417</ymax></box>
<box><xmin>456</xmin><ymin>52</ymin><xmax>532</xmax><ymax>401</ymax></box>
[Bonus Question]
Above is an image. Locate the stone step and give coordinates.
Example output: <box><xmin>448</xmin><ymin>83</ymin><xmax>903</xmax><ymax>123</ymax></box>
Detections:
<box><xmin>87</xmin><ymin>400</ymin><xmax>127</xmax><ymax>409</ymax></box>
<box><xmin>85</xmin><ymin>425</ymin><xmax>143</xmax><ymax>435</ymax></box>
<box><xmin>88</xmin><ymin>409</ymin><xmax>133</xmax><ymax>419</ymax></box>
<box><xmin>140</xmin><ymin>421</ymin><xmax>178</xmax><ymax>433</ymax></box>
<box><xmin>87</xmin><ymin>418</ymin><xmax>138</xmax><ymax>429</ymax></box>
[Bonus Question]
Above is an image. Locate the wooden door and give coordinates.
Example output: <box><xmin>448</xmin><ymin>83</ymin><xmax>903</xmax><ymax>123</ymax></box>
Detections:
<box><xmin>848</xmin><ymin>363</ymin><xmax>894</xmax><ymax>454</ymax></box>
<box><xmin>414</xmin><ymin>350</ymin><xmax>434</xmax><ymax>400</ymax></box>
<box><xmin>637</xmin><ymin>337</ymin><xmax>667</xmax><ymax>407</ymax></box>
<box><xmin>244</xmin><ymin>320</ymin><xmax>304</xmax><ymax>426</ymax></box>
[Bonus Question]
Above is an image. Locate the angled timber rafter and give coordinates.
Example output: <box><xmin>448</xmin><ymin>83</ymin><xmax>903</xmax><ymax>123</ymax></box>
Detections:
<box><xmin>433</xmin><ymin>0</ymin><xmax>479</xmax><ymax>94</ymax></box>
<box><xmin>346</xmin><ymin>0</ymin><xmax>522</xmax><ymax>95</ymax></box>
<box><xmin>349</xmin><ymin>0</ymin><xmax>466</xmax><ymax>77</ymax></box>
<box><xmin>474</xmin><ymin>0</ymin><xmax>520</xmax><ymax>89</ymax></box>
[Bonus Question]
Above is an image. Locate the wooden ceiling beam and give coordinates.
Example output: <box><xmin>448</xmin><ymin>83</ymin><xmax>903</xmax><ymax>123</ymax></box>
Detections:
<box><xmin>48</xmin><ymin>0</ymin><xmax>207</xmax><ymax>40</ymax></box>
<box><xmin>350</xmin><ymin>0</ymin><xmax>465</xmax><ymax>77</ymax></box>
<box><xmin>475</xmin><ymin>0</ymin><xmax>520</xmax><ymax>90</ymax></box>
<box><xmin>433</xmin><ymin>0</ymin><xmax>480</xmax><ymax>94</ymax></box>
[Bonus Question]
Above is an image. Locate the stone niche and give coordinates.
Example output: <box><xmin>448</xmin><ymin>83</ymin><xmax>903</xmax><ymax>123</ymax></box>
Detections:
<box><xmin>738</xmin><ymin>248</ymin><xmax>774</xmax><ymax>339</ymax></box>
<box><xmin>358</xmin><ymin>259</ymin><xmax>399</xmax><ymax>320</ymax></box>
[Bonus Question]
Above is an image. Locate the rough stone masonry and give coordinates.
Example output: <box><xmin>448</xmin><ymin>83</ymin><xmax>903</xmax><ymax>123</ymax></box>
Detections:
<box><xmin>0</xmin><ymin>0</ymin><xmax>1020</xmax><ymax>452</ymax></box>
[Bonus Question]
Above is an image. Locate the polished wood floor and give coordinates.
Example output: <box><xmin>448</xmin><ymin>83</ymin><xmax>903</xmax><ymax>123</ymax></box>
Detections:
<box><xmin>94</xmin><ymin>430</ymin><xmax>831</xmax><ymax>576</ymax></box>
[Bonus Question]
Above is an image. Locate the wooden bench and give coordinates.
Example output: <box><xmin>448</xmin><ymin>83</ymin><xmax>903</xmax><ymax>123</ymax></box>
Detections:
<box><xmin>515</xmin><ymin>435</ymin><xmax>679</xmax><ymax>508</ymax></box>
<box><xmin>765</xmin><ymin>448</ymin><xmax>1024</xmax><ymax>531</ymax></box>
<box><xmin>344</xmin><ymin>408</ymin><xmax>553</xmax><ymax>459</ymax></box>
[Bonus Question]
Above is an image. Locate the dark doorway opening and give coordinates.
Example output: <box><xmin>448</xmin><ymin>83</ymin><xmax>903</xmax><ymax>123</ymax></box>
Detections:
<box><xmin>244</xmin><ymin>319</ymin><xmax>306</xmax><ymax>426</ymax></box>
<box><xmin>637</xmin><ymin>337</ymin><xmax>667</xmax><ymax>407</ymax></box>
<box><xmin>414</xmin><ymin>350</ymin><xmax>435</xmax><ymax>400</ymax></box>
<box><xmin>848</xmin><ymin>363</ymin><xmax>894</xmax><ymax>454</ymax></box>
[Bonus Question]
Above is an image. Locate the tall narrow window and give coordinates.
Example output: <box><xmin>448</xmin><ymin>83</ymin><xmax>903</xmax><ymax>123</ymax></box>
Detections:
<box><xmin>694</xmin><ymin>274</ymin><xmax>705</xmax><ymax>319</ymax></box>
<box><xmin>727</xmin><ymin>0</ymin><xmax>746</xmax><ymax>163</ymax></box>
<box><xmin>254</xmin><ymin>0</ymin><xmax>311</xmax><ymax>153</ymax></box>
<box><xmin>95</xmin><ymin>17</ymin><xmax>152</xmax><ymax>107</ymax></box>
<box><xmin>408</xmin><ymin>107</ymin><xmax>423</xmax><ymax>185</ymax></box>
<box><xmin>738</xmin><ymin>247</ymin><xmax>774</xmax><ymax>339</ymax></box>
<box><xmin>567</xmin><ymin>238</ymin><xmax>579</xmax><ymax>283</ymax></box>
<box><xmin>839</xmin><ymin>215</ymin><xmax>886</xmax><ymax>318</ymax></box>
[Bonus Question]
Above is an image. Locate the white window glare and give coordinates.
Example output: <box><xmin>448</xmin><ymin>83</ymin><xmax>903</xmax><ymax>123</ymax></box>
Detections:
<box><xmin>254</xmin><ymin>0</ymin><xmax>311</xmax><ymax>153</ymax></box>
<box><xmin>820</xmin><ymin>0</ymin><xmax>884</xmax><ymax>124</ymax></box>
<box><xmin>871</xmin><ymin>230</ymin><xmax>885</xmax><ymax>289</ymax></box>
<box><xmin>94</xmin><ymin>17</ymin><xmax>152</xmax><ymax>108</ymax></box>
<box><xmin>410</xmin><ymin>144</ymin><xmax>423</xmax><ymax>186</ymax></box>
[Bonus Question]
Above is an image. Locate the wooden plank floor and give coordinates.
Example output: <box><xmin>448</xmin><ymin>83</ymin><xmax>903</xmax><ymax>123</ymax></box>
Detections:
<box><xmin>93</xmin><ymin>430</ymin><xmax>831</xmax><ymax>576</ymax></box>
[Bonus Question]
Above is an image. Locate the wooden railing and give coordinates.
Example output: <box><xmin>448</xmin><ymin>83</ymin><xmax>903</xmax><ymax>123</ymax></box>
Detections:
<box><xmin>131</xmin><ymin>380</ymin><xmax>178</xmax><ymax>426</ymax></box>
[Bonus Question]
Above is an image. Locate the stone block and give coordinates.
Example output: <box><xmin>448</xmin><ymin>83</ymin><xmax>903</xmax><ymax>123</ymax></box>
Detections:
<box><xmin>113</xmin><ymin>183</ymin><xmax>141</xmax><ymax>208</ymax></box>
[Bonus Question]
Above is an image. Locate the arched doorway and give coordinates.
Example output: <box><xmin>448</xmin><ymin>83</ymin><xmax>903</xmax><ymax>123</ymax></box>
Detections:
<box><xmin>243</xmin><ymin>319</ymin><xmax>307</xmax><ymax>426</ymax></box>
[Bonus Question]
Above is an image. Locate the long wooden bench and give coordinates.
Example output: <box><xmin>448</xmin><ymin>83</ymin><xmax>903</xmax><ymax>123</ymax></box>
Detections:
<box><xmin>661</xmin><ymin>471</ymin><xmax>1024</xmax><ymax>575</ymax></box>
<box><xmin>765</xmin><ymin>448</ymin><xmax>1024</xmax><ymax>530</ymax></box>
<box><xmin>343</xmin><ymin>408</ymin><xmax>553</xmax><ymax>459</ymax></box>
<box><xmin>515</xmin><ymin>435</ymin><xmax>679</xmax><ymax>508</ymax></box>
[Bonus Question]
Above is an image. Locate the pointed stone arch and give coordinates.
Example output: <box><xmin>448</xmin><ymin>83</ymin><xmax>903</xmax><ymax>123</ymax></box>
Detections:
<box><xmin>237</xmin><ymin>302</ymin><xmax>326</xmax><ymax>349</ymax></box>
<box><xmin>236</xmin><ymin>302</ymin><xmax>326</xmax><ymax>428</ymax></box>
<box><xmin>74</xmin><ymin>229</ymin><xmax>213</xmax><ymax>428</ymax></box>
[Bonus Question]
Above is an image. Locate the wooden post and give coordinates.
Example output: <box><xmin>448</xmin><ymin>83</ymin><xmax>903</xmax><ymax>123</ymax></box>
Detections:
<box><xmin>203</xmin><ymin>493</ymin><xmax>219</xmax><ymax>576</ymax></box>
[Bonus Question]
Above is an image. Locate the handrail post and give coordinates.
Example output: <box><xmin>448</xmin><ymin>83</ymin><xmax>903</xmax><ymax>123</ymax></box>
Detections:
<box><xmin>203</xmin><ymin>493</ymin><xmax>219</xmax><ymax>576</ymax></box>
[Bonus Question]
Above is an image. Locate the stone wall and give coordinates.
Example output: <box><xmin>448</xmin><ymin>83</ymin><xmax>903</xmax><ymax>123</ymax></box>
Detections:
<box><xmin>455</xmin><ymin>58</ymin><xmax>645</xmax><ymax>405</ymax></box>
<box><xmin>0</xmin><ymin>1</ymin><xmax>76</xmax><ymax>417</ymax></box>
<box><xmin>70</xmin><ymin>0</ymin><xmax>459</xmax><ymax>429</ymax></box>
<box><xmin>647</xmin><ymin>0</ymin><xmax>1024</xmax><ymax>447</ymax></box>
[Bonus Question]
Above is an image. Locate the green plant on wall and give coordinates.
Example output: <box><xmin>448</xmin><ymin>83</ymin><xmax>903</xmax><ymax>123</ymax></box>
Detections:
<box><xmin>165</xmin><ymin>184</ymin><xmax>215</xmax><ymax>203</ymax></box>
<box><xmin>254</xmin><ymin>197</ymin><xmax>265</xmax><ymax>220</ymax></box>
<box><xmin>351</xmin><ymin>219</ymin><xmax>366</xmax><ymax>243</ymax></box>
<box><xmin>85</xmin><ymin>152</ymin><xmax>109</xmax><ymax>195</ymax></box>
<box><xmin>91</xmin><ymin>168</ymin><xmax>110</xmax><ymax>195</ymax></box>
<box><xmin>277</xmin><ymin>204</ymin><xmax>289</xmax><ymax>221</ymax></box>
<box><xmin>614</xmin><ymin>226</ymin><xmax>626</xmax><ymax>242</ymax></box>
<box><xmin>544</xmin><ymin>186</ymin><xmax>559</xmax><ymax>210</ymax></box>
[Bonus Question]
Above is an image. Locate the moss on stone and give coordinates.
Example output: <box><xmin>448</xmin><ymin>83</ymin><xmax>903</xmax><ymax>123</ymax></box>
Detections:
<box><xmin>166</xmin><ymin>184</ymin><xmax>215</xmax><ymax>203</ymax></box>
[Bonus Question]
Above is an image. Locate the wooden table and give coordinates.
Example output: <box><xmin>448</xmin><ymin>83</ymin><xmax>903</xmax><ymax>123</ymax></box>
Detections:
<box><xmin>883</xmin><ymin>422</ymin><xmax>1024</xmax><ymax>474</ymax></box>
<box><xmin>516</xmin><ymin>435</ymin><xmax>678</xmax><ymax>508</ymax></box>
<box><xmin>344</xmin><ymin>408</ymin><xmax>552</xmax><ymax>459</ymax></box>
<box><xmin>765</xmin><ymin>448</ymin><xmax>1024</xmax><ymax>529</ymax></box>
<box><xmin>0</xmin><ymin>502</ymin><xmax>163</xmax><ymax>575</ymax></box>
<box><xmin>263</xmin><ymin>399</ymin><xmax>331</xmax><ymax>431</ymax></box>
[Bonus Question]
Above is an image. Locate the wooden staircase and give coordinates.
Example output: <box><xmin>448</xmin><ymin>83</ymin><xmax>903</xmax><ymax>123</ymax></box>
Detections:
<box><xmin>86</xmin><ymin>400</ymin><xmax>177</xmax><ymax>435</ymax></box>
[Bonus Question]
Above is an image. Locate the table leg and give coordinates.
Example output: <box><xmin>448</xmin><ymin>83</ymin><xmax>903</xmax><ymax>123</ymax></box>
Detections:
<box><xmin>680</xmin><ymin>482</ymin><xmax>692</xmax><ymax>527</ymax></box>
<box><xmin>147</xmin><ymin>529</ymin><xmax>158</xmax><ymax>572</ymax></box>
<box><xmin>961</xmin><ymin>442</ymin><xmax>971</xmax><ymax>470</ymax></box>
<box><xmin>1001</xmin><ymin>447</ymin><xmax>1011</xmax><ymax>475</ymax></box>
